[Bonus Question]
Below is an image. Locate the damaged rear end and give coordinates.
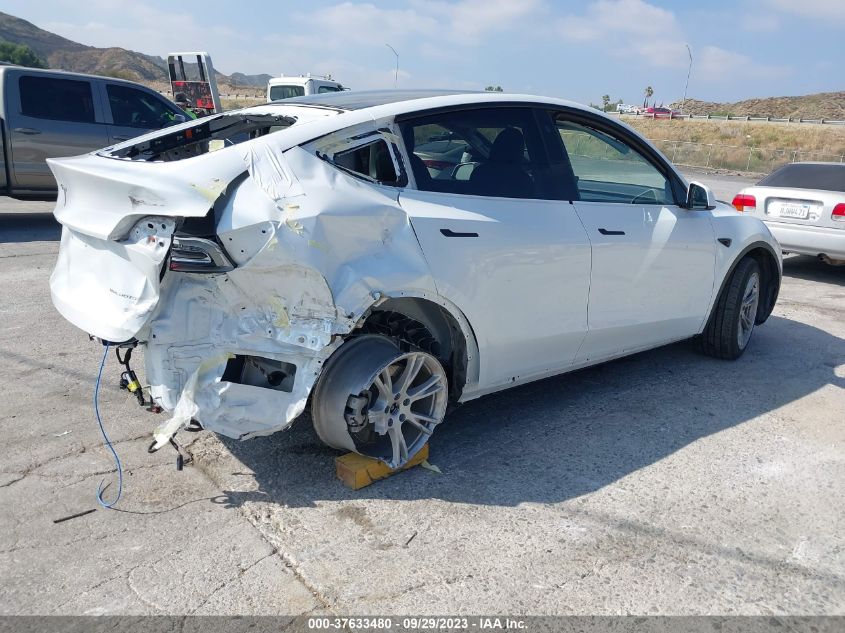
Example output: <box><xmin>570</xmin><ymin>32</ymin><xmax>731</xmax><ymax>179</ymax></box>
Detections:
<box><xmin>49</xmin><ymin>106</ymin><xmax>353</xmax><ymax>442</ymax></box>
<box><xmin>48</xmin><ymin>103</ymin><xmax>448</xmax><ymax>467</ymax></box>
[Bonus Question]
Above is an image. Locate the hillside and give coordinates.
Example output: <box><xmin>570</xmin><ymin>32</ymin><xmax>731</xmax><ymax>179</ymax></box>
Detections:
<box><xmin>0</xmin><ymin>11</ymin><xmax>267</xmax><ymax>90</ymax></box>
<box><xmin>672</xmin><ymin>92</ymin><xmax>845</xmax><ymax>120</ymax></box>
<box><xmin>229</xmin><ymin>72</ymin><xmax>274</xmax><ymax>88</ymax></box>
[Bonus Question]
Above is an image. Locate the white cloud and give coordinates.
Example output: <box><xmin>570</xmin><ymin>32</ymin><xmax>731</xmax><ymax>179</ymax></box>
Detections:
<box><xmin>44</xmin><ymin>2</ymin><xmax>239</xmax><ymax>53</ymax></box>
<box><xmin>558</xmin><ymin>0</ymin><xmax>688</xmax><ymax>68</ymax></box>
<box><xmin>557</xmin><ymin>0</ymin><xmax>791</xmax><ymax>89</ymax></box>
<box><xmin>300</xmin><ymin>2</ymin><xmax>440</xmax><ymax>46</ymax></box>
<box><xmin>762</xmin><ymin>0</ymin><xmax>845</xmax><ymax>21</ymax></box>
<box><xmin>260</xmin><ymin>0</ymin><xmax>545</xmax><ymax>88</ymax></box>
<box><xmin>696</xmin><ymin>46</ymin><xmax>789</xmax><ymax>83</ymax></box>
<box><xmin>414</xmin><ymin>0</ymin><xmax>543</xmax><ymax>42</ymax></box>
<box><xmin>740</xmin><ymin>13</ymin><xmax>780</xmax><ymax>32</ymax></box>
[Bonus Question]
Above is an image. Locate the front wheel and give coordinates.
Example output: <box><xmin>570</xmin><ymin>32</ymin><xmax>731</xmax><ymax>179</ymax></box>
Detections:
<box><xmin>699</xmin><ymin>257</ymin><xmax>761</xmax><ymax>360</ymax></box>
<box><xmin>311</xmin><ymin>335</ymin><xmax>448</xmax><ymax>469</ymax></box>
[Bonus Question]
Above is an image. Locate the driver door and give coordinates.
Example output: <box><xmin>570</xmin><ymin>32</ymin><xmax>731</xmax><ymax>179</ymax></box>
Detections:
<box><xmin>545</xmin><ymin>113</ymin><xmax>717</xmax><ymax>363</ymax></box>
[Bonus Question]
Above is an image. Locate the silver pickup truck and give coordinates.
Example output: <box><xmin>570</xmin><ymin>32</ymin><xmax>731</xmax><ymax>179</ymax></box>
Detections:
<box><xmin>0</xmin><ymin>65</ymin><xmax>186</xmax><ymax>201</ymax></box>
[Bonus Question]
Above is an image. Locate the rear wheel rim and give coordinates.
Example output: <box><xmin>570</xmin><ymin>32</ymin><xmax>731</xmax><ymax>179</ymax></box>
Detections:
<box><xmin>366</xmin><ymin>352</ymin><xmax>447</xmax><ymax>468</ymax></box>
<box><xmin>737</xmin><ymin>272</ymin><xmax>760</xmax><ymax>349</ymax></box>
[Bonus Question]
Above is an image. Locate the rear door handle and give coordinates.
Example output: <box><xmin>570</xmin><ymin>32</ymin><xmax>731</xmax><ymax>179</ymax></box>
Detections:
<box><xmin>13</xmin><ymin>127</ymin><xmax>41</xmax><ymax>135</ymax></box>
<box><xmin>598</xmin><ymin>228</ymin><xmax>625</xmax><ymax>236</ymax></box>
<box><xmin>113</xmin><ymin>136</ymin><xmax>131</xmax><ymax>141</ymax></box>
<box><xmin>440</xmin><ymin>229</ymin><xmax>478</xmax><ymax>238</ymax></box>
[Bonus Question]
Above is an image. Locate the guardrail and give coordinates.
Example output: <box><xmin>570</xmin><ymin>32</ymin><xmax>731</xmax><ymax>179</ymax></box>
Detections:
<box><xmin>612</xmin><ymin>112</ymin><xmax>845</xmax><ymax>126</ymax></box>
<box><xmin>652</xmin><ymin>139</ymin><xmax>844</xmax><ymax>175</ymax></box>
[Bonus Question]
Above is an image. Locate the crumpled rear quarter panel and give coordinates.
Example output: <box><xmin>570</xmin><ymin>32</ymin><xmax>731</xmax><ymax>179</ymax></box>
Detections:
<box><xmin>147</xmin><ymin>142</ymin><xmax>437</xmax><ymax>442</ymax></box>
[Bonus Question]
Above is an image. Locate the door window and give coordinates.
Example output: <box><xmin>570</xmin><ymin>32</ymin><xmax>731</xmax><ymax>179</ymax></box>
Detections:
<box><xmin>107</xmin><ymin>84</ymin><xmax>181</xmax><ymax>129</ymax></box>
<box><xmin>19</xmin><ymin>76</ymin><xmax>96</xmax><ymax>123</ymax></box>
<box><xmin>399</xmin><ymin>107</ymin><xmax>556</xmax><ymax>200</ymax></box>
<box><xmin>551</xmin><ymin>116</ymin><xmax>674</xmax><ymax>205</ymax></box>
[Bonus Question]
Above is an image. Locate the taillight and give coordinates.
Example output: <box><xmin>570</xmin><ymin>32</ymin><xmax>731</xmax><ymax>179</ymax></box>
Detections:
<box><xmin>732</xmin><ymin>194</ymin><xmax>756</xmax><ymax>212</ymax></box>
<box><xmin>832</xmin><ymin>203</ymin><xmax>845</xmax><ymax>221</ymax></box>
<box><xmin>169</xmin><ymin>237</ymin><xmax>234</xmax><ymax>273</ymax></box>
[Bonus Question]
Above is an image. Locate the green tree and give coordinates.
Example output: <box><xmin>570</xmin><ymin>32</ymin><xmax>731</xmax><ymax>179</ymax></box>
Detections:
<box><xmin>643</xmin><ymin>85</ymin><xmax>654</xmax><ymax>108</ymax></box>
<box><xmin>601</xmin><ymin>94</ymin><xmax>610</xmax><ymax>110</ymax></box>
<box><xmin>0</xmin><ymin>40</ymin><xmax>47</xmax><ymax>69</ymax></box>
<box><xmin>485</xmin><ymin>85</ymin><xmax>504</xmax><ymax>92</ymax></box>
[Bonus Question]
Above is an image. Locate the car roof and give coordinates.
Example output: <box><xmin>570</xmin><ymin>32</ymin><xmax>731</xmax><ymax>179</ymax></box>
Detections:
<box><xmin>275</xmin><ymin>89</ymin><xmax>480</xmax><ymax>110</ymax></box>
<box><xmin>0</xmin><ymin>64</ymin><xmax>159</xmax><ymax>88</ymax></box>
<box><xmin>259</xmin><ymin>89</ymin><xmax>597</xmax><ymax>121</ymax></box>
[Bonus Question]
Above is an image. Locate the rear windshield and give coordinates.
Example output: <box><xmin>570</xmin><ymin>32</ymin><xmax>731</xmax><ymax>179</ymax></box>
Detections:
<box><xmin>269</xmin><ymin>85</ymin><xmax>305</xmax><ymax>101</ymax></box>
<box><xmin>758</xmin><ymin>163</ymin><xmax>845</xmax><ymax>193</ymax></box>
<box><xmin>103</xmin><ymin>113</ymin><xmax>295</xmax><ymax>161</ymax></box>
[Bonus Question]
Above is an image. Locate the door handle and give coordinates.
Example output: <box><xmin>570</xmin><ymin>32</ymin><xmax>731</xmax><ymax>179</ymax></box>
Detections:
<box><xmin>598</xmin><ymin>228</ymin><xmax>625</xmax><ymax>236</ymax></box>
<box><xmin>13</xmin><ymin>127</ymin><xmax>41</xmax><ymax>135</ymax></box>
<box><xmin>113</xmin><ymin>136</ymin><xmax>131</xmax><ymax>141</ymax></box>
<box><xmin>440</xmin><ymin>228</ymin><xmax>478</xmax><ymax>238</ymax></box>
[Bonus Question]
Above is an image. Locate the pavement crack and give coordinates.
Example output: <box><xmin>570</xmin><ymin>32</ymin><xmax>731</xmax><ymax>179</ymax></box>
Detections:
<box><xmin>188</xmin><ymin>548</ymin><xmax>279</xmax><ymax>614</ymax></box>
<box><xmin>188</xmin><ymin>449</ymin><xmax>338</xmax><ymax>614</ymax></box>
<box><xmin>0</xmin><ymin>474</ymin><xmax>26</xmax><ymax>488</ymax></box>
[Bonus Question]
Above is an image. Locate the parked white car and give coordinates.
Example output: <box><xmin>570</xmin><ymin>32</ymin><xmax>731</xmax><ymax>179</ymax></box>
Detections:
<box><xmin>616</xmin><ymin>103</ymin><xmax>637</xmax><ymax>113</ymax></box>
<box><xmin>732</xmin><ymin>162</ymin><xmax>845</xmax><ymax>264</ymax></box>
<box><xmin>48</xmin><ymin>90</ymin><xmax>782</xmax><ymax>468</ymax></box>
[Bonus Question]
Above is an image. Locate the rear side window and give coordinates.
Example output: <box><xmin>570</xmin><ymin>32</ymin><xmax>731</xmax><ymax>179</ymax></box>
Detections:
<box><xmin>19</xmin><ymin>75</ymin><xmax>96</xmax><ymax>123</ymax></box>
<box><xmin>334</xmin><ymin>139</ymin><xmax>399</xmax><ymax>184</ymax></box>
<box><xmin>269</xmin><ymin>85</ymin><xmax>305</xmax><ymax>101</ymax></box>
<box><xmin>758</xmin><ymin>163</ymin><xmax>845</xmax><ymax>193</ymax></box>
<box><xmin>399</xmin><ymin>107</ymin><xmax>556</xmax><ymax>200</ymax></box>
<box><xmin>317</xmin><ymin>85</ymin><xmax>342</xmax><ymax>93</ymax></box>
<box><xmin>107</xmin><ymin>84</ymin><xmax>181</xmax><ymax>129</ymax></box>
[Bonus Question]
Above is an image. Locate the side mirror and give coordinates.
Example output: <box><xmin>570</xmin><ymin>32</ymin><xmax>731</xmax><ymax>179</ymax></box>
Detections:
<box><xmin>686</xmin><ymin>181</ymin><xmax>716</xmax><ymax>210</ymax></box>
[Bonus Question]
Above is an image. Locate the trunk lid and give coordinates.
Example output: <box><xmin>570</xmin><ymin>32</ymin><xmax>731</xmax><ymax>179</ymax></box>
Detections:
<box><xmin>746</xmin><ymin>185</ymin><xmax>845</xmax><ymax>230</ymax></box>
<box><xmin>48</xmin><ymin>149</ymin><xmax>247</xmax><ymax>342</ymax></box>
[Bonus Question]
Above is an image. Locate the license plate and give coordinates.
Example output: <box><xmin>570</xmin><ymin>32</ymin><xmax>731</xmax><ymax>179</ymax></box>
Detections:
<box><xmin>771</xmin><ymin>202</ymin><xmax>810</xmax><ymax>219</ymax></box>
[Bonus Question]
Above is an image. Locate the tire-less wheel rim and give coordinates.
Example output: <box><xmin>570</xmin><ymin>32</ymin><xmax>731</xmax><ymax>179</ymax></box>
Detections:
<box><xmin>738</xmin><ymin>271</ymin><xmax>760</xmax><ymax>349</ymax></box>
<box><xmin>312</xmin><ymin>337</ymin><xmax>448</xmax><ymax>469</ymax></box>
<box><xmin>354</xmin><ymin>351</ymin><xmax>448</xmax><ymax>469</ymax></box>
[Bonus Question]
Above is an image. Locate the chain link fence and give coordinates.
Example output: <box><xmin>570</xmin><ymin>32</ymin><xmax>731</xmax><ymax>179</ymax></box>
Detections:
<box><xmin>652</xmin><ymin>140</ymin><xmax>845</xmax><ymax>175</ymax></box>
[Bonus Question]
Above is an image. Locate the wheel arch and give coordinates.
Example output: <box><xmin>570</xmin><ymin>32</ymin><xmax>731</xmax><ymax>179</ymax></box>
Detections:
<box><xmin>708</xmin><ymin>241</ymin><xmax>781</xmax><ymax>329</ymax></box>
<box><xmin>354</xmin><ymin>293</ymin><xmax>480</xmax><ymax>402</ymax></box>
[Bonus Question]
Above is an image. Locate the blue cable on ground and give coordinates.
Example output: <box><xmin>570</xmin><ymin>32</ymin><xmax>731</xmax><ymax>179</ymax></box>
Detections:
<box><xmin>94</xmin><ymin>343</ymin><xmax>122</xmax><ymax>508</ymax></box>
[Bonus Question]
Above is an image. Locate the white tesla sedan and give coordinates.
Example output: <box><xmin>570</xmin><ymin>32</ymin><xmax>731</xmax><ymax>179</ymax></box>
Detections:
<box><xmin>48</xmin><ymin>90</ymin><xmax>782</xmax><ymax>468</ymax></box>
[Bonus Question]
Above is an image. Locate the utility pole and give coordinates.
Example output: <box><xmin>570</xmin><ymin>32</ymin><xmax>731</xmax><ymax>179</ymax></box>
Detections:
<box><xmin>385</xmin><ymin>44</ymin><xmax>399</xmax><ymax>88</ymax></box>
<box><xmin>682</xmin><ymin>43</ymin><xmax>692</xmax><ymax>110</ymax></box>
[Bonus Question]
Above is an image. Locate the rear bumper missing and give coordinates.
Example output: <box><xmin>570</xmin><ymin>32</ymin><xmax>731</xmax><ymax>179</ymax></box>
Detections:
<box><xmin>142</xmin><ymin>264</ymin><xmax>350</xmax><ymax>441</ymax></box>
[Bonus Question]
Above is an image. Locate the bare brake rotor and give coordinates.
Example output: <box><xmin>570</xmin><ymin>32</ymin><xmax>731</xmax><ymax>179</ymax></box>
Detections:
<box><xmin>312</xmin><ymin>336</ymin><xmax>448</xmax><ymax>469</ymax></box>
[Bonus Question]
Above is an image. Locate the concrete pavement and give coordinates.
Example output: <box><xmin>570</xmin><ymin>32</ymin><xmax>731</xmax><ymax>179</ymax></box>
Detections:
<box><xmin>1</xmin><ymin>188</ymin><xmax>843</xmax><ymax>616</ymax></box>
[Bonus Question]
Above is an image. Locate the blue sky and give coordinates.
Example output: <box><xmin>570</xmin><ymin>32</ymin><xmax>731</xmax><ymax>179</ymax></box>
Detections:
<box><xmin>4</xmin><ymin>0</ymin><xmax>842</xmax><ymax>104</ymax></box>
